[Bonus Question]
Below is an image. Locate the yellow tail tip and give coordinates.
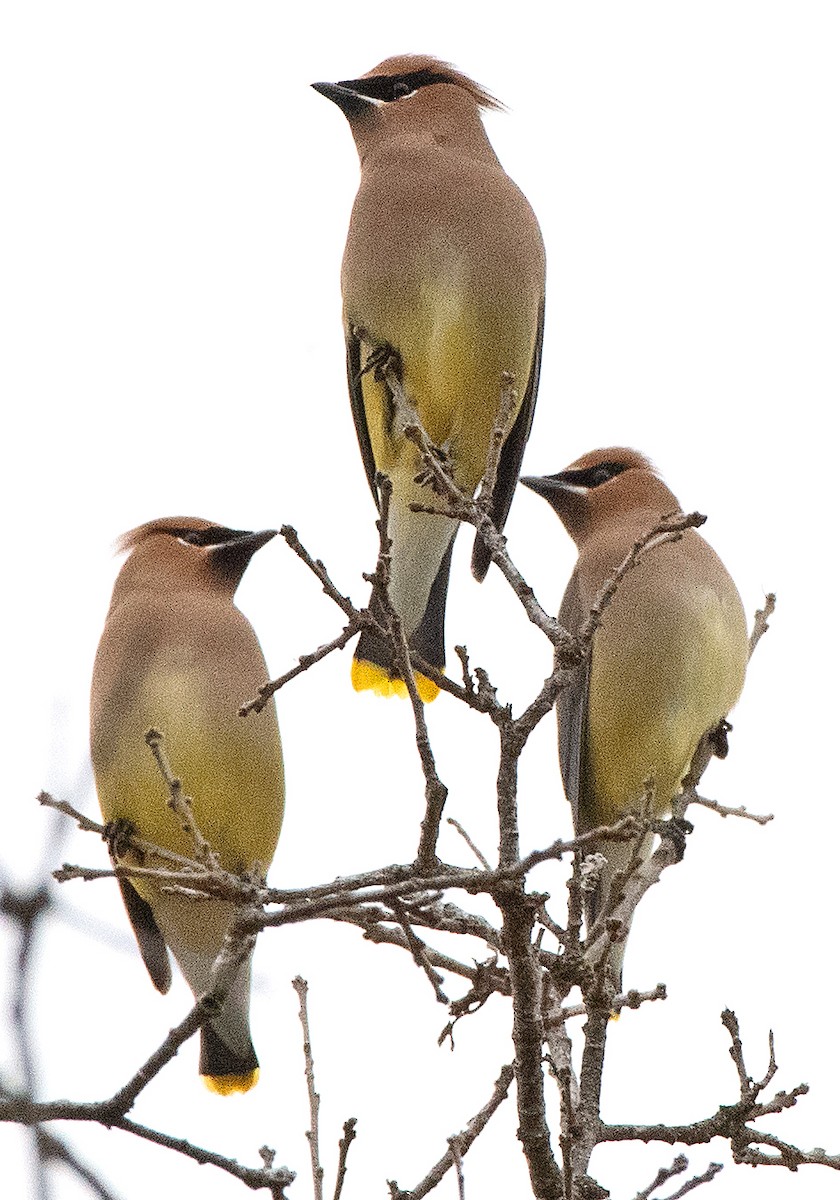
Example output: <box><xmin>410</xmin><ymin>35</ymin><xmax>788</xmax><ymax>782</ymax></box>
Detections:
<box><xmin>351</xmin><ymin>658</ymin><xmax>440</xmax><ymax>703</ymax></box>
<box><xmin>202</xmin><ymin>1067</ymin><xmax>260</xmax><ymax>1095</ymax></box>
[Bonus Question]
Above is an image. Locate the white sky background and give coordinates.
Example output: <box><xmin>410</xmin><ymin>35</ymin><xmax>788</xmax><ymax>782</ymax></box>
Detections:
<box><xmin>1</xmin><ymin>2</ymin><xmax>838</xmax><ymax>1197</ymax></box>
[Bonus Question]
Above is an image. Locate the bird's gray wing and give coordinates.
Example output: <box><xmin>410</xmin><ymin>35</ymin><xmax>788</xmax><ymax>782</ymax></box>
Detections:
<box><xmin>472</xmin><ymin>296</ymin><xmax>545</xmax><ymax>580</ymax></box>
<box><xmin>118</xmin><ymin>878</ymin><xmax>172</xmax><ymax>994</ymax></box>
<box><xmin>345</xmin><ymin>326</ymin><xmax>379</xmax><ymax>505</ymax></box>
<box><xmin>557</xmin><ymin>569</ymin><xmax>590</xmax><ymax>833</ymax></box>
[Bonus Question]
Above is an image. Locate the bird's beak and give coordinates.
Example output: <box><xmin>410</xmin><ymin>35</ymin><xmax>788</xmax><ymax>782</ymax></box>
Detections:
<box><xmin>311</xmin><ymin>81</ymin><xmax>375</xmax><ymax>119</ymax></box>
<box><xmin>521</xmin><ymin>474</ymin><xmax>588</xmax><ymax>499</ymax></box>
<box><xmin>209</xmin><ymin>529</ymin><xmax>278</xmax><ymax>577</ymax></box>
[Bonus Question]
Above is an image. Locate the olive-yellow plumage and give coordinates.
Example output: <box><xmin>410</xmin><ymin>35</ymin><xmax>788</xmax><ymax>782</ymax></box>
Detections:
<box><xmin>314</xmin><ymin>55</ymin><xmax>546</xmax><ymax>698</ymax></box>
<box><xmin>522</xmin><ymin>449</ymin><xmax>748</xmax><ymax>985</ymax></box>
<box><xmin>90</xmin><ymin>517</ymin><xmax>284</xmax><ymax>1093</ymax></box>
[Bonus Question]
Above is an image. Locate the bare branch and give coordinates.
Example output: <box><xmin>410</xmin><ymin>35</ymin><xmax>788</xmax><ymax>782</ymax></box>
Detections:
<box><xmin>240</xmin><ymin>621</ymin><xmax>360</xmax><ymax>715</ymax></box>
<box><xmin>37</xmin><ymin>790</ymin><xmax>105</xmax><ymax>835</ymax></box>
<box><xmin>475</xmin><ymin>372</ymin><xmax>518</xmax><ymax>515</ymax></box>
<box><xmin>392</xmin><ymin>901</ymin><xmax>449</xmax><ymax>1005</ymax></box>
<box><xmin>386</xmin><ymin>605</ymin><xmax>449</xmax><ymax>869</ymax></box>
<box><xmin>660</xmin><ymin>1160</ymin><xmax>724</xmax><ymax>1198</ymax></box>
<box><xmin>549</xmin><ymin>984</ymin><xmax>668</xmax><ymax>1024</ymax></box>
<box><xmin>446</xmin><ymin>817</ymin><xmax>492</xmax><ymax>870</ymax></box>
<box><xmin>32</xmin><ymin>1125</ymin><xmax>123</xmax><ymax>1200</ymax></box>
<box><xmin>576</xmin><ymin>511</ymin><xmax>707</xmax><ymax>651</ymax></box>
<box><xmin>632</xmin><ymin>1154</ymin><xmax>724</xmax><ymax>1199</ymax></box>
<box><xmin>498</xmin><ymin>883</ymin><xmax>564</xmax><ymax>1198</ymax></box>
<box><xmin>748</xmin><ymin>593</ymin><xmax>776</xmax><ymax>659</ymax></box>
<box><xmin>39</xmin><ymin>792</ymin><xmax>246</xmax><ymax>893</ymax></box>
<box><xmin>382</xmin><ymin>359</ymin><xmax>564</xmax><ymax>649</ymax></box>
<box><xmin>633</xmin><ymin>1154</ymin><xmax>690</xmax><ymax>1200</ymax></box>
<box><xmin>599</xmin><ymin>1009</ymin><xmax>825</xmax><ymax>1179</ymax></box>
<box><xmin>1</xmin><ymin>1077</ymin><xmax>296</xmax><ymax>1196</ymax></box>
<box><xmin>448</xmin><ymin>1135</ymin><xmax>466</xmax><ymax>1200</ymax></box>
<box><xmin>239</xmin><ymin>524</ymin><xmax>366</xmax><ymax>715</ymax></box>
<box><xmin>107</xmin><ymin>915</ymin><xmax>257</xmax><ymax>1115</ymax></box>
<box><xmin>22</xmin><ymin>450</ymin><xmax>817</xmax><ymax>1200</ymax></box>
<box><xmin>388</xmin><ymin>1064</ymin><xmax>515</xmax><ymax>1199</ymax></box>
<box><xmin>688</xmin><ymin>796</ymin><xmax>773</xmax><ymax>825</ymax></box>
<box><xmin>293</xmin><ymin>976</ymin><xmax>324</xmax><ymax>1200</ymax></box>
<box><xmin>332</xmin><ymin>1118</ymin><xmax>358</xmax><ymax>1200</ymax></box>
<box><xmin>145</xmin><ymin>728</ymin><xmax>221</xmax><ymax>870</ymax></box>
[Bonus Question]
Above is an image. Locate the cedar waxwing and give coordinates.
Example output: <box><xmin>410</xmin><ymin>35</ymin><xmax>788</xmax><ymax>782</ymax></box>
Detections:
<box><xmin>90</xmin><ymin>518</ymin><xmax>284</xmax><ymax>1094</ymax></box>
<box><xmin>521</xmin><ymin>449</ymin><xmax>748</xmax><ymax>986</ymax></box>
<box><xmin>313</xmin><ymin>55</ymin><xmax>546</xmax><ymax>700</ymax></box>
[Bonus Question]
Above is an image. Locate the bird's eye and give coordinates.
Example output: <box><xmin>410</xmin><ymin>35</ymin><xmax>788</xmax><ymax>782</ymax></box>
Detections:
<box><xmin>177</xmin><ymin>526</ymin><xmax>244</xmax><ymax>548</ymax></box>
<box><xmin>391</xmin><ymin>81</ymin><xmax>413</xmax><ymax>100</ymax></box>
<box><xmin>585</xmin><ymin>462</ymin><xmax>629</xmax><ymax>488</ymax></box>
<box><xmin>591</xmin><ymin>466</ymin><xmax>615</xmax><ymax>486</ymax></box>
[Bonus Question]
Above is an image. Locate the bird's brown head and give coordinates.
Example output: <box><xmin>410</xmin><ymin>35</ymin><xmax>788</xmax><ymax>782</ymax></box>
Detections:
<box><xmin>312</xmin><ymin>55</ymin><xmax>501</xmax><ymax>153</ymax></box>
<box><xmin>521</xmin><ymin>448</ymin><xmax>680</xmax><ymax>546</ymax></box>
<box><xmin>114</xmin><ymin>518</ymin><xmax>277</xmax><ymax>597</ymax></box>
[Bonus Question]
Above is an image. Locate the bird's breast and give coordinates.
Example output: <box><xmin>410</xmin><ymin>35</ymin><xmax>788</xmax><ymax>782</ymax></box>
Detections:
<box><xmin>350</xmin><ymin>262</ymin><xmax>540</xmax><ymax>491</ymax></box>
<box><xmin>94</xmin><ymin>658</ymin><xmax>284</xmax><ymax>880</ymax></box>
<box><xmin>343</xmin><ymin>148</ymin><xmax>544</xmax><ymax>489</ymax></box>
<box><xmin>585</xmin><ymin>574</ymin><xmax>747</xmax><ymax>823</ymax></box>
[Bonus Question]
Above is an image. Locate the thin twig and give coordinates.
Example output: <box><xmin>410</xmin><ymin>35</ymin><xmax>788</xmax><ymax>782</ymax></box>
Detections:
<box><xmin>475</xmin><ymin>372</ymin><xmax>518</xmax><ymax>515</ymax></box>
<box><xmin>688</xmin><ymin>796</ymin><xmax>773</xmax><ymax>825</ymax></box>
<box><xmin>542</xmin><ymin>976</ymin><xmax>577</xmax><ymax>1199</ymax></box>
<box><xmin>356</xmin><ymin>475</ymin><xmax>452</xmax><ymax>869</ymax></box>
<box><xmin>107</xmin><ymin>914</ymin><xmax>257</xmax><ymax>1115</ymax></box>
<box><xmin>38</xmin><ymin>792</ymin><xmax>240</xmax><ymax>887</ymax></box>
<box><xmin>661</xmin><ymin>1161</ymin><xmax>723</xmax><ymax>1198</ymax></box>
<box><xmin>447</xmin><ymin>818</ymin><xmax>492</xmax><ymax>870</ymax></box>
<box><xmin>748</xmin><ymin>593</ymin><xmax>776</xmax><ymax>659</ymax></box>
<box><xmin>36</xmin><ymin>791</ymin><xmax>104</xmax><ymax>835</ymax></box>
<box><xmin>576</xmin><ymin>512</ymin><xmax>706</xmax><ymax>650</ymax></box>
<box><xmin>332</xmin><ymin>1118</ymin><xmax>358</xmax><ymax>1200</ymax></box>
<box><xmin>388</xmin><ymin>608</ymin><xmax>449</xmax><ymax>869</ymax></box>
<box><xmin>392</xmin><ymin>901</ymin><xmax>449</xmax><ymax>1005</ymax></box>
<box><xmin>549</xmin><ymin>984</ymin><xmax>668</xmax><ymax>1024</ymax></box>
<box><xmin>144</xmin><ymin>729</ymin><xmax>220</xmax><ymax>870</ymax></box>
<box><xmin>632</xmin><ymin>1154</ymin><xmax>724</xmax><ymax>1199</ymax></box>
<box><xmin>293</xmin><ymin>976</ymin><xmax>324</xmax><ymax>1200</ymax></box>
<box><xmin>33</xmin><ymin>1125</ymin><xmax>122</xmax><ymax>1200</ymax></box>
<box><xmin>448</xmin><ymin>1136</ymin><xmax>466</xmax><ymax>1200</ymax></box>
<box><xmin>3</xmin><ymin>883</ymin><xmax>53</xmax><ymax>1200</ymax></box>
<box><xmin>633</xmin><ymin>1154</ymin><xmax>691</xmax><ymax>1200</ymax></box>
<box><xmin>240</xmin><ymin>622</ymin><xmax>360</xmax><ymax>715</ymax></box>
<box><xmin>383</xmin><ymin>361</ymin><xmax>563</xmax><ymax>647</ymax></box>
<box><xmin>599</xmin><ymin>1010</ymin><xmax>822</xmax><ymax>1172</ymax></box>
<box><xmin>240</xmin><ymin>524</ymin><xmax>367</xmax><ymax>714</ymax></box>
<box><xmin>388</xmin><ymin>1064</ymin><xmax>515</xmax><ymax>1199</ymax></box>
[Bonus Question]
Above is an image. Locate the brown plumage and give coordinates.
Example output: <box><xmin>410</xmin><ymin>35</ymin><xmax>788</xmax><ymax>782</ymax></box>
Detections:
<box><xmin>522</xmin><ymin>449</ymin><xmax>748</xmax><ymax>986</ymax></box>
<box><xmin>90</xmin><ymin>517</ymin><xmax>284</xmax><ymax>1093</ymax></box>
<box><xmin>314</xmin><ymin>55</ymin><xmax>546</xmax><ymax>699</ymax></box>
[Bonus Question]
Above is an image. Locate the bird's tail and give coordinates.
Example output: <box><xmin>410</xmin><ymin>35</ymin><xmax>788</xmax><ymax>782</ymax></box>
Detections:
<box><xmin>584</xmin><ymin>831</ymin><xmax>656</xmax><ymax>994</ymax></box>
<box><xmin>351</xmin><ymin>650</ymin><xmax>440</xmax><ymax>702</ymax></box>
<box><xmin>157</xmin><ymin>905</ymin><xmax>262</xmax><ymax>1095</ymax></box>
<box><xmin>352</xmin><ymin>535</ymin><xmax>455</xmax><ymax>702</ymax></box>
<box><xmin>200</xmin><ymin>1024</ymin><xmax>260</xmax><ymax>1095</ymax></box>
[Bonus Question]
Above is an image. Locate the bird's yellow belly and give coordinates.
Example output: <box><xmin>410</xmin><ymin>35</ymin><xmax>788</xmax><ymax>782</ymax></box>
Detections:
<box><xmin>96</xmin><ymin>669</ymin><xmax>284</xmax><ymax>887</ymax></box>
<box><xmin>355</xmin><ymin>283</ymin><xmax>536</xmax><ymax>494</ymax></box>
<box><xmin>585</xmin><ymin>588</ymin><xmax>746</xmax><ymax>823</ymax></box>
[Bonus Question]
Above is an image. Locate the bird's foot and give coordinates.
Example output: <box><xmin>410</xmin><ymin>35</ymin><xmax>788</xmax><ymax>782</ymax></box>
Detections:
<box><xmin>361</xmin><ymin>341</ymin><xmax>402</xmax><ymax>383</ymax></box>
<box><xmin>103</xmin><ymin>817</ymin><xmax>142</xmax><ymax>863</ymax></box>
<box><xmin>708</xmin><ymin>718</ymin><xmax>732</xmax><ymax>759</ymax></box>
<box><xmin>653</xmin><ymin>815</ymin><xmax>694</xmax><ymax>862</ymax></box>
